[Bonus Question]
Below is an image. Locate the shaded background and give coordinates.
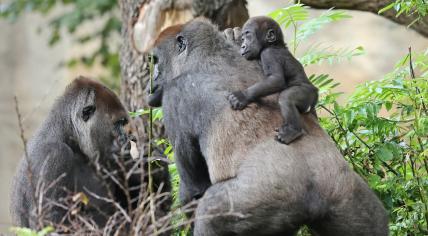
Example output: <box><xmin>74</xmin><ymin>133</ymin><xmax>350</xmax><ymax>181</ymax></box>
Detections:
<box><xmin>0</xmin><ymin>0</ymin><xmax>427</xmax><ymax>231</ymax></box>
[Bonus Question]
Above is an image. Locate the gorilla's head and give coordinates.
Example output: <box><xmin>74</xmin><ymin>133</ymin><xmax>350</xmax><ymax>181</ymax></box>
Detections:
<box><xmin>147</xmin><ymin>19</ymin><xmax>232</xmax><ymax>107</ymax></box>
<box><xmin>65</xmin><ymin>77</ymin><xmax>131</xmax><ymax>159</ymax></box>
<box><xmin>240</xmin><ymin>16</ymin><xmax>284</xmax><ymax>60</ymax></box>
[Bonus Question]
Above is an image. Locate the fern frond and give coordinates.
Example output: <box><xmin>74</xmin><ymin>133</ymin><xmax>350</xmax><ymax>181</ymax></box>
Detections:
<box><xmin>299</xmin><ymin>45</ymin><xmax>364</xmax><ymax>66</ymax></box>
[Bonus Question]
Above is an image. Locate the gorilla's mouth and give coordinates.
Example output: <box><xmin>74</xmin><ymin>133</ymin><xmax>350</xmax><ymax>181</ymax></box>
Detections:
<box><xmin>151</xmin><ymin>83</ymin><xmax>159</xmax><ymax>93</ymax></box>
<box><xmin>147</xmin><ymin>83</ymin><xmax>163</xmax><ymax>107</ymax></box>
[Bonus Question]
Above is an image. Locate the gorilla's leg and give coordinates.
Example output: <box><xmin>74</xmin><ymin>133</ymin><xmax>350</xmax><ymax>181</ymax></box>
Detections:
<box><xmin>309</xmin><ymin>177</ymin><xmax>389</xmax><ymax>236</ymax></box>
<box><xmin>277</xmin><ymin>85</ymin><xmax>317</xmax><ymax>144</ymax></box>
<box><xmin>193</xmin><ymin>176</ymin><xmax>302</xmax><ymax>236</ymax></box>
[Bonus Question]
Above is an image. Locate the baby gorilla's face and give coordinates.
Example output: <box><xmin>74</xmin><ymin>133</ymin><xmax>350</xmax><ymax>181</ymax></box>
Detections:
<box><xmin>240</xmin><ymin>23</ymin><xmax>262</xmax><ymax>60</ymax></box>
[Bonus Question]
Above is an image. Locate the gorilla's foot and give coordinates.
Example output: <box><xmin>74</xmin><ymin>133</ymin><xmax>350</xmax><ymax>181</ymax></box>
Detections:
<box><xmin>275</xmin><ymin>125</ymin><xmax>304</xmax><ymax>144</ymax></box>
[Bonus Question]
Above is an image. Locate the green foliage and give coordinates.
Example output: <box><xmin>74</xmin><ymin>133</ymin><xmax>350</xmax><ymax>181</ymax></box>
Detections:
<box><xmin>379</xmin><ymin>0</ymin><xmax>428</xmax><ymax>26</ymax></box>
<box><xmin>271</xmin><ymin>3</ymin><xmax>428</xmax><ymax>235</ymax></box>
<box><xmin>130</xmin><ymin>108</ymin><xmax>164</xmax><ymax>122</ymax></box>
<box><xmin>318</xmin><ymin>48</ymin><xmax>428</xmax><ymax>235</ymax></box>
<box><xmin>300</xmin><ymin>45</ymin><xmax>364</xmax><ymax>66</ymax></box>
<box><xmin>0</xmin><ymin>0</ymin><xmax>121</xmax><ymax>91</ymax></box>
<box><xmin>269</xmin><ymin>5</ymin><xmax>352</xmax><ymax>54</ymax></box>
<box><xmin>10</xmin><ymin>226</ymin><xmax>54</xmax><ymax>236</ymax></box>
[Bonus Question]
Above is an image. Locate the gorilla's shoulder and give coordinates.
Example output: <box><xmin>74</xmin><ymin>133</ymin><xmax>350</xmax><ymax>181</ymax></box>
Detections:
<box><xmin>28</xmin><ymin>141</ymin><xmax>75</xmax><ymax>163</ymax></box>
<box><xmin>167</xmin><ymin>72</ymin><xmax>228</xmax><ymax>89</ymax></box>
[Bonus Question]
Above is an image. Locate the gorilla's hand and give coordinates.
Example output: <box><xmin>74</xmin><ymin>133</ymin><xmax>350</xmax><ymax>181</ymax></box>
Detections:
<box><xmin>228</xmin><ymin>91</ymin><xmax>250</xmax><ymax>110</ymax></box>
<box><xmin>223</xmin><ymin>27</ymin><xmax>242</xmax><ymax>46</ymax></box>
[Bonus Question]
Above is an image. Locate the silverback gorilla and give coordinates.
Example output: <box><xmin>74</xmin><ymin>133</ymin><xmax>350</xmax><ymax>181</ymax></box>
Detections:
<box><xmin>11</xmin><ymin>77</ymin><xmax>138</xmax><ymax>228</ymax></box>
<box><xmin>147</xmin><ymin>19</ymin><xmax>388</xmax><ymax>235</ymax></box>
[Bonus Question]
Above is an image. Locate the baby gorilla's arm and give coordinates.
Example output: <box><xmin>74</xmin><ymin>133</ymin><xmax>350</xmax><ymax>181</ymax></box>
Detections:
<box><xmin>228</xmin><ymin>51</ymin><xmax>286</xmax><ymax>110</ymax></box>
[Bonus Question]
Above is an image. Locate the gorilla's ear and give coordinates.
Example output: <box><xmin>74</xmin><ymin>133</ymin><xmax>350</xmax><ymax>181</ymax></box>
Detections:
<box><xmin>176</xmin><ymin>34</ymin><xmax>187</xmax><ymax>53</ymax></box>
<box><xmin>82</xmin><ymin>105</ymin><xmax>96</xmax><ymax>122</ymax></box>
<box><xmin>266</xmin><ymin>29</ymin><xmax>276</xmax><ymax>43</ymax></box>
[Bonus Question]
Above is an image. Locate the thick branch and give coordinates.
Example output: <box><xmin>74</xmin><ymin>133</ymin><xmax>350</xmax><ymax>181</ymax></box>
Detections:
<box><xmin>299</xmin><ymin>0</ymin><xmax>428</xmax><ymax>38</ymax></box>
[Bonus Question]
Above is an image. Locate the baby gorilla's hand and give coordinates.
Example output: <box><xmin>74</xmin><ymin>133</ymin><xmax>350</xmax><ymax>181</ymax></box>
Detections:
<box><xmin>223</xmin><ymin>27</ymin><xmax>242</xmax><ymax>46</ymax></box>
<box><xmin>228</xmin><ymin>91</ymin><xmax>250</xmax><ymax>110</ymax></box>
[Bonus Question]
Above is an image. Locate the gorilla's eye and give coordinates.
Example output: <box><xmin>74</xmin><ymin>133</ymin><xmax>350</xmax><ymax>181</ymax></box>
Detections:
<box><xmin>115</xmin><ymin>117</ymin><xmax>128</xmax><ymax>126</ymax></box>
<box><xmin>82</xmin><ymin>105</ymin><xmax>96</xmax><ymax>122</ymax></box>
<box><xmin>176</xmin><ymin>35</ymin><xmax>187</xmax><ymax>53</ymax></box>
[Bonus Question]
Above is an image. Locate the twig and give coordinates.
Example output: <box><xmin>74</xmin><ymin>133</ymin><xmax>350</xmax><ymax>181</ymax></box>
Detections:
<box><xmin>408</xmin><ymin>47</ymin><xmax>428</xmax><ymax>230</ymax></box>
<box><xmin>148</xmin><ymin>53</ymin><xmax>159</xmax><ymax>235</ymax></box>
<box><xmin>408</xmin><ymin>47</ymin><xmax>428</xmax><ymax>115</ymax></box>
<box><xmin>320</xmin><ymin>104</ymin><xmax>399</xmax><ymax>176</ymax></box>
<box><xmin>83</xmin><ymin>187</ymin><xmax>132</xmax><ymax>223</ymax></box>
<box><xmin>13</xmin><ymin>95</ymin><xmax>41</xmax><ymax>227</ymax></box>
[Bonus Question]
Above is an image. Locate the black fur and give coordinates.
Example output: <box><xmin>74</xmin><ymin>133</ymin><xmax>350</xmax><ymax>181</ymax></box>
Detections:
<box><xmin>228</xmin><ymin>16</ymin><xmax>318</xmax><ymax>144</ymax></box>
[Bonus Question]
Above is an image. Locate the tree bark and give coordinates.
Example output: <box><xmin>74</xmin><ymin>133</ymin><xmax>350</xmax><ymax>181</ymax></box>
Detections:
<box><xmin>299</xmin><ymin>0</ymin><xmax>428</xmax><ymax>38</ymax></box>
<box><xmin>119</xmin><ymin>0</ymin><xmax>151</xmax><ymax>147</ymax></box>
<box><xmin>193</xmin><ymin>0</ymin><xmax>249</xmax><ymax>30</ymax></box>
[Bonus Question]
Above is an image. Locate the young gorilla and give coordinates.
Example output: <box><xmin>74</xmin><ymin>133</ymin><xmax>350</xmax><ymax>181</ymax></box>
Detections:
<box><xmin>10</xmin><ymin>77</ymin><xmax>139</xmax><ymax>229</ymax></box>
<box><xmin>228</xmin><ymin>16</ymin><xmax>318</xmax><ymax>144</ymax></box>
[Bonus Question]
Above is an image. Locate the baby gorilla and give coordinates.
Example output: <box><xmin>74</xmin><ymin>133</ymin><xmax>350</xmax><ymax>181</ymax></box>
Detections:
<box><xmin>228</xmin><ymin>16</ymin><xmax>318</xmax><ymax>144</ymax></box>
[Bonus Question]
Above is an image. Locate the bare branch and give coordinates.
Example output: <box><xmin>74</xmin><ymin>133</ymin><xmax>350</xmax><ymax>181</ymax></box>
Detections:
<box><xmin>83</xmin><ymin>187</ymin><xmax>132</xmax><ymax>223</ymax></box>
<box><xmin>299</xmin><ymin>0</ymin><xmax>428</xmax><ymax>37</ymax></box>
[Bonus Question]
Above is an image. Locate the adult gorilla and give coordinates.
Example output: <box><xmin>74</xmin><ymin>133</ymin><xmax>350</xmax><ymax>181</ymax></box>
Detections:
<box><xmin>147</xmin><ymin>19</ymin><xmax>388</xmax><ymax>236</ymax></box>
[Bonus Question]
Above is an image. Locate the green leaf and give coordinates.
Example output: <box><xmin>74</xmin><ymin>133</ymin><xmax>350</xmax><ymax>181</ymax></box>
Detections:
<box><xmin>10</xmin><ymin>226</ymin><xmax>54</xmax><ymax>236</ymax></box>
<box><xmin>294</xmin><ymin>9</ymin><xmax>351</xmax><ymax>43</ymax></box>
<box><xmin>378</xmin><ymin>3</ymin><xmax>395</xmax><ymax>14</ymax></box>
<box><xmin>375</xmin><ymin>145</ymin><xmax>394</xmax><ymax>162</ymax></box>
<box><xmin>38</xmin><ymin>226</ymin><xmax>55</xmax><ymax>236</ymax></box>
<box><xmin>10</xmin><ymin>227</ymin><xmax>38</xmax><ymax>236</ymax></box>
<box><xmin>299</xmin><ymin>45</ymin><xmax>364</xmax><ymax>66</ymax></box>
<box><xmin>384</xmin><ymin>101</ymin><xmax>393</xmax><ymax>111</ymax></box>
<box><xmin>269</xmin><ymin>4</ymin><xmax>309</xmax><ymax>29</ymax></box>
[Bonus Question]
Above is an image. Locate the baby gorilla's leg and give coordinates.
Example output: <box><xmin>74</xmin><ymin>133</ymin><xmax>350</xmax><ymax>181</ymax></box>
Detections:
<box><xmin>277</xmin><ymin>86</ymin><xmax>315</xmax><ymax>144</ymax></box>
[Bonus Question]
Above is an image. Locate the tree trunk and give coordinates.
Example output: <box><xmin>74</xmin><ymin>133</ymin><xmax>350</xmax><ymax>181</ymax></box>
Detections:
<box><xmin>119</xmin><ymin>0</ymin><xmax>151</xmax><ymax>147</ymax></box>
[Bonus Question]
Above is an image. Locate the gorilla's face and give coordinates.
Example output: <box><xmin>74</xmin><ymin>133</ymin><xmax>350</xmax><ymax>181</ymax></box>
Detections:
<box><xmin>147</xmin><ymin>52</ymin><xmax>164</xmax><ymax>107</ymax></box>
<box><xmin>240</xmin><ymin>22</ymin><xmax>262</xmax><ymax>60</ymax></box>
<box><xmin>72</xmin><ymin>83</ymin><xmax>131</xmax><ymax>159</ymax></box>
<box><xmin>146</xmin><ymin>21</ymin><xmax>222</xmax><ymax>107</ymax></box>
<box><xmin>147</xmin><ymin>28</ymin><xmax>188</xmax><ymax>107</ymax></box>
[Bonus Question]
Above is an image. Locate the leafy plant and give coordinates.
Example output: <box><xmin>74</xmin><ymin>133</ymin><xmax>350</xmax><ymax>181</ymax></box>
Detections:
<box><xmin>271</xmin><ymin>3</ymin><xmax>428</xmax><ymax>235</ymax></box>
<box><xmin>379</xmin><ymin>0</ymin><xmax>428</xmax><ymax>26</ymax></box>
<box><xmin>269</xmin><ymin>5</ymin><xmax>353</xmax><ymax>54</ymax></box>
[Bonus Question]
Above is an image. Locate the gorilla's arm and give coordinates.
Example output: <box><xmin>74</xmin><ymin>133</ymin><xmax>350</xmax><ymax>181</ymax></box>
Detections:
<box><xmin>228</xmin><ymin>51</ymin><xmax>286</xmax><ymax>110</ymax></box>
<box><xmin>245</xmin><ymin>52</ymin><xmax>286</xmax><ymax>98</ymax></box>
<box><xmin>174</xmin><ymin>136</ymin><xmax>211</xmax><ymax>206</ymax></box>
<box><xmin>28</xmin><ymin>143</ymin><xmax>75</xmax><ymax>227</ymax></box>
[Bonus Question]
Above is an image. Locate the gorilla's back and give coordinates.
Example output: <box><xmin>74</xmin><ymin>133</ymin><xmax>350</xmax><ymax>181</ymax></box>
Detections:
<box><xmin>160</xmin><ymin>18</ymin><xmax>388</xmax><ymax>235</ymax></box>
